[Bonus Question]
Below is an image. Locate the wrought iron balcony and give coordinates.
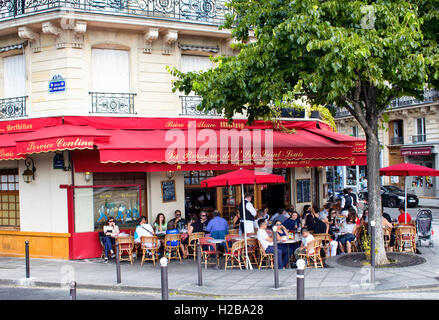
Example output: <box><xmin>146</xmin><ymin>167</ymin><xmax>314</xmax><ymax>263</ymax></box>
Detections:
<box><xmin>335</xmin><ymin>89</ymin><xmax>439</xmax><ymax>118</ymax></box>
<box><xmin>390</xmin><ymin>136</ymin><xmax>404</xmax><ymax>145</ymax></box>
<box><xmin>0</xmin><ymin>96</ymin><xmax>27</xmax><ymax>119</ymax></box>
<box><xmin>412</xmin><ymin>134</ymin><xmax>426</xmax><ymax>144</ymax></box>
<box><xmin>0</xmin><ymin>0</ymin><xmax>230</xmax><ymax>25</ymax></box>
<box><xmin>180</xmin><ymin>95</ymin><xmax>219</xmax><ymax>116</ymax></box>
<box><xmin>89</xmin><ymin>92</ymin><xmax>136</xmax><ymax>114</ymax></box>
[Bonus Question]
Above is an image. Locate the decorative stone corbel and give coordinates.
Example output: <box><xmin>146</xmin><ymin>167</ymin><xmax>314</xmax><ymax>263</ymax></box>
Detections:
<box><xmin>18</xmin><ymin>27</ymin><xmax>41</xmax><ymax>53</ymax></box>
<box><xmin>162</xmin><ymin>30</ymin><xmax>178</xmax><ymax>55</ymax></box>
<box><xmin>71</xmin><ymin>21</ymin><xmax>87</xmax><ymax>49</ymax></box>
<box><xmin>144</xmin><ymin>28</ymin><xmax>159</xmax><ymax>54</ymax></box>
<box><xmin>42</xmin><ymin>22</ymin><xmax>65</xmax><ymax>49</ymax></box>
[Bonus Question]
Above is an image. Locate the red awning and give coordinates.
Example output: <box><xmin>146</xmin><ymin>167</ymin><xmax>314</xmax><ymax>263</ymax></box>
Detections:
<box><xmin>14</xmin><ymin>125</ymin><xmax>110</xmax><ymax>155</ymax></box>
<box><xmin>95</xmin><ymin>128</ymin><xmax>353</xmax><ymax>164</ymax></box>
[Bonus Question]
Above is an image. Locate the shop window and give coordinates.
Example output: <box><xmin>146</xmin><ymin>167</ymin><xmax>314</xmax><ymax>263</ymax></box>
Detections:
<box><xmin>0</xmin><ymin>169</ymin><xmax>20</xmax><ymax>227</ymax></box>
<box><xmin>184</xmin><ymin>170</ymin><xmax>214</xmax><ymax>185</ymax></box>
<box><xmin>296</xmin><ymin>179</ymin><xmax>310</xmax><ymax>203</ymax></box>
<box><xmin>74</xmin><ymin>172</ymin><xmax>146</xmax><ymax>233</ymax></box>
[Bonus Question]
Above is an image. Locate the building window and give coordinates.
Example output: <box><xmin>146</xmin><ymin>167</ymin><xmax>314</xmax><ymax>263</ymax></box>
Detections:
<box><xmin>180</xmin><ymin>55</ymin><xmax>214</xmax><ymax>73</ymax></box>
<box><xmin>352</xmin><ymin>126</ymin><xmax>358</xmax><ymax>137</ymax></box>
<box><xmin>296</xmin><ymin>179</ymin><xmax>310</xmax><ymax>203</ymax></box>
<box><xmin>414</xmin><ymin>118</ymin><xmax>426</xmax><ymax>143</ymax></box>
<box><xmin>92</xmin><ymin>48</ymin><xmax>130</xmax><ymax>93</ymax></box>
<box><xmin>0</xmin><ymin>169</ymin><xmax>20</xmax><ymax>227</ymax></box>
<box><xmin>184</xmin><ymin>170</ymin><xmax>214</xmax><ymax>185</ymax></box>
<box><xmin>3</xmin><ymin>54</ymin><xmax>26</xmax><ymax>98</ymax></box>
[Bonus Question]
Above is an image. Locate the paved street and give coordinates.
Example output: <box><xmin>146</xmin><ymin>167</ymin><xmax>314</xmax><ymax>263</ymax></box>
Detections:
<box><xmin>0</xmin><ymin>197</ymin><xmax>437</xmax><ymax>301</ymax></box>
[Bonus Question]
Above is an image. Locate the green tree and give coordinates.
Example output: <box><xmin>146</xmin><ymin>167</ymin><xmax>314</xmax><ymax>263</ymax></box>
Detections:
<box><xmin>169</xmin><ymin>0</ymin><xmax>439</xmax><ymax>265</ymax></box>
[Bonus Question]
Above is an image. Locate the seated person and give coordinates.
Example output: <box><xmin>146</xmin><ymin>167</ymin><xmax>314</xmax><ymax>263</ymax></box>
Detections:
<box><xmin>166</xmin><ymin>221</ymin><xmax>187</xmax><ymax>258</ymax></box>
<box><xmin>283</xmin><ymin>210</ymin><xmax>301</xmax><ymax>232</ymax></box>
<box><xmin>168</xmin><ymin>210</ymin><xmax>187</xmax><ymax>233</ymax></box>
<box><xmin>206</xmin><ymin>210</ymin><xmax>229</xmax><ymax>240</ymax></box>
<box><xmin>338</xmin><ymin>210</ymin><xmax>358</xmax><ymax>254</ymax></box>
<box><xmin>257</xmin><ymin>219</ymin><xmax>288</xmax><ymax>269</ymax></box>
<box><xmin>270</xmin><ymin>208</ymin><xmax>289</xmax><ymax>224</ymax></box>
<box><xmin>293</xmin><ymin>228</ymin><xmax>315</xmax><ymax>262</ymax></box>
<box><xmin>134</xmin><ymin>216</ymin><xmax>155</xmax><ymax>244</ymax></box>
<box><xmin>397</xmin><ymin>204</ymin><xmax>412</xmax><ymax>223</ymax></box>
<box><xmin>273</xmin><ymin>219</ymin><xmax>299</xmax><ymax>258</ymax></box>
<box><xmin>153</xmin><ymin>213</ymin><xmax>167</xmax><ymax>236</ymax></box>
<box><xmin>102</xmin><ymin>217</ymin><xmax>119</xmax><ymax>262</ymax></box>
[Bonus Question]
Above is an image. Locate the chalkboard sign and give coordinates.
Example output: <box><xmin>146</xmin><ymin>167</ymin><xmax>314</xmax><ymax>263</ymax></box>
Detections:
<box><xmin>161</xmin><ymin>180</ymin><xmax>176</xmax><ymax>202</ymax></box>
<box><xmin>297</xmin><ymin>179</ymin><xmax>311</xmax><ymax>203</ymax></box>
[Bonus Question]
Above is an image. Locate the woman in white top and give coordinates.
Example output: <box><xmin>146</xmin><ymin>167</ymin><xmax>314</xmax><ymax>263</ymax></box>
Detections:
<box><xmin>338</xmin><ymin>210</ymin><xmax>358</xmax><ymax>254</ymax></box>
<box><xmin>102</xmin><ymin>217</ymin><xmax>119</xmax><ymax>262</ymax></box>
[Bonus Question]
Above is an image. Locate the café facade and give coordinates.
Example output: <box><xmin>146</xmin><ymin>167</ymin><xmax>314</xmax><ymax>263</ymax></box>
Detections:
<box><xmin>0</xmin><ymin>115</ymin><xmax>366</xmax><ymax>260</ymax></box>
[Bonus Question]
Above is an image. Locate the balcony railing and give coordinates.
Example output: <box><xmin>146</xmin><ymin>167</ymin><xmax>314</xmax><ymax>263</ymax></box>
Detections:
<box><xmin>0</xmin><ymin>96</ymin><xmax>27</xmax><ymax>119</ymax></box>
<box><xmin>335</xmin><ymin>89</ymin><xmax>439</xmax><ymax>118</ymax></box>
<box><xmin>412</xmin><ymin>134</ymin><xmax>426</xmax><ymax>144</ymax></box>
<box><xmin>390</xmin><ymin>136</ymin><xmax>404</xmax><ymax>145</ymax></box>
<box><xmin>180</xmin><ymin>95</ymin><xmax>219</xmax><ymax>116</ymax></box>
<box><xmin>0</xmin><ymin>0</ymin><xmax>230</xmax><ymax>25</ymax></box>
<box><xmin>89</xmin><ymin>92</ymin><xmax>136</xmax><ymax>114</ymax></box>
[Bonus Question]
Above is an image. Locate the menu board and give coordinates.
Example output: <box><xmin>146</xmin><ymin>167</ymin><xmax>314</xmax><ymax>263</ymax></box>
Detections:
<box><xmin>161</xmin><ymin>180</ymin><xmax>176</xmax><ymax>202</ymax></box>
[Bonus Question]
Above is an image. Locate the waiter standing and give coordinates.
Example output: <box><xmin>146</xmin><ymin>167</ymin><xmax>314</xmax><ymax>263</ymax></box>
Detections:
<box><xmin>239</xmin><ymin>193</ymin><xmax>257</xmax><ymax>234</ymax></box>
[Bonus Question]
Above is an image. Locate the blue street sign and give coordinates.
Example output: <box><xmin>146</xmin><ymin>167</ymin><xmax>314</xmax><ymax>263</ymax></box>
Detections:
<box><xmin>49</xmin><ymin>74</ymin><xmax>66</xmax><ymax>93</ymax></box>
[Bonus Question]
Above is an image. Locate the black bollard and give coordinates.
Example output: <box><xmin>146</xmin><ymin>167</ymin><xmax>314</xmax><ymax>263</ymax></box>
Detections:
<box><xmin>296</xmin><ymin>259</ymin><xmax>305</xmax><ymax>300</ymax></box>
<box><xmin>25</xmin><ymin>240</ymin><xmax>30</xmax><ymax>279</ymax></box>
<box><xmin>273</xmin><ymin>227</ymin><xmax>279</xmax><ymax>289</ymax></box>
<box><xmin>160</xmin><ymin>257</ymin><xmax>169</xmax><ymax>300</ymax></box>
<box><xmin>197</xmin><ymin>242</ymin><xmax>203</xmax><ymax>286</ymax></box>
<box><xmin>115</xmin><ymin>242</ymin><xmax>121</xmax><ymax>284</ymax></box>
<box><xmin>69</xmin><ymin>281</ymin><xmax>77</xmax><ymax>300</ymax></box>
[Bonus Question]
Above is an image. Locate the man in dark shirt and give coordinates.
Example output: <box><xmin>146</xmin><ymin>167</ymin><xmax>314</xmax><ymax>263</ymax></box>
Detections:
<box><xmin>190</xmin><ymin>211</ymin><xmax>209</xmax><ymax>233</ymax></box>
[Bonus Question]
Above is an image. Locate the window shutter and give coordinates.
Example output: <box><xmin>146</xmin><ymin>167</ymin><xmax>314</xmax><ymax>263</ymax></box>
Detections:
<box><xmin>180</xmin><ymin>55</ymin><xmax>214</xmax><ymax>73</ymax></box>
<box><xmin>3</xmin><ymin>54</ymin><xmax>26</xmax><ymax>98</ymax></box>
<box><xmin>92</xmin><ymin>49</ymin><xmax>130</xmax><ymax>93</ymax></box>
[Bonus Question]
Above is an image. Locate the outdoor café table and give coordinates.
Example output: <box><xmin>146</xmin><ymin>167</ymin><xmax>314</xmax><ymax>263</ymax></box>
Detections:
<box><xmin>279</xmin><ymin>235</ymin><xmax>302</xmax><ymax>269</ymax></box>
<box><xmin>207</xmin><ymin>239</ymin><xmax>226</xmax><ymax>269</ymax></box>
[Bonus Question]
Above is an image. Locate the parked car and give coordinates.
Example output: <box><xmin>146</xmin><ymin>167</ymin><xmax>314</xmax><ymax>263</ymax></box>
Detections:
<box><xmin>358</xmin><ymin>185</ymin><xmax>419</xmax><ymax>208</ymax></box>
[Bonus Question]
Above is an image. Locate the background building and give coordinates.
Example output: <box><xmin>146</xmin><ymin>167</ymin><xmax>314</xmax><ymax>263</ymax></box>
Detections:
<box><xmin>333</xmin><ymin>89</ymin><xmax>439</xmax><ymax>198</ymax></box>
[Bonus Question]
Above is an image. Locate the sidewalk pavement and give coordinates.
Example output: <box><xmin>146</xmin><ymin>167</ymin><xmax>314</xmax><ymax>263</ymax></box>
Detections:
<box><xmin>1</xmin><ymin>244</ymin><xmax>439</xmax><ymax>299</ymax></box>
<box><xmin>418</xmin><ymin>197</ymin><xmax>439</xmax><ymax>209</ymax></box>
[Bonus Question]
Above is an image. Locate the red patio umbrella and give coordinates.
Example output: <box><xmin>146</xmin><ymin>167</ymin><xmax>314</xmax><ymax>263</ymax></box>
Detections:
<box><xmin>200</xmin><ymin>168</ymin><xmax>286</xmax><ymax>269</ymax></box>
<box><xmin>380</xmin><ymin>163</ymin><xmax>439</xmax><ymax>222</ymax></box>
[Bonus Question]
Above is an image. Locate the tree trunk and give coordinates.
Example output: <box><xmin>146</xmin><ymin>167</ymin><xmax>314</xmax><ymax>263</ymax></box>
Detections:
<box><xmin>365</xmin><ymin>130</ymin><xmax>389</xmax><ymax>265</ymax></box>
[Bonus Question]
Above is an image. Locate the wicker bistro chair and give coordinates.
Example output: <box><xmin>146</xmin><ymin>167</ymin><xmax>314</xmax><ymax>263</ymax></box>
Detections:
<box><xmin>225</xmin><ymin>234</ymin><xmax>240</xmax><ymax>251</ymax></box>
<box><xmin>224</xmin><ymin>240</ymin><xmax>245</xmax><ymax>270</ymax></box>
<box><xmin>383</xmin><ymin>228</ymin><xmax>392</xmax><ymax>251</ymax></box>
<box><xmin>116</xmin><ymin>236</ymin><xmax>135</xmax><ymax>264</ymax></box>
<box><xmin>199</xmin><ymin>237</ymin><xmax>219</xmax><ymax>269</ymax></box>
<box><xmin>140</xmin><ymin>236</ymin><xmax>160</xmax><ymax>266</ymax></box>
<box><xmin>298</xmin><ymin>240</ymin><xmax>324</xmax><ymax>268</ymax></box>
<box><xmin>257</xmin><ymin>240</ymin><xmax>274</xmax><ymax>269</ymax></box>
<box><xmin>228</xmin><ymin>229</ymin><xmax>240</xmax><ymax>235</ymax></box>
<box><xmin>187</xmin><ymin>232</ymin><xmax>205</xmax><ymax>261</ymax></box>
<box><xmin>244</xmin><ymin>238</ymin><xmax>259</xmax><ymax>266</ymax></box>
<box><xmin>164</xmin><ymin>233</ymin><xmax>182</xmax><ymax>262</ymax></box>
<box><xmin>313</xmin><ymin>233</ymin><xmax>331</xmax><ymax>258</ymax></box>
<box><xmin>395</xmin><ymin>225</ymin><xmax>417</xmax><ymax>253</ymax></box>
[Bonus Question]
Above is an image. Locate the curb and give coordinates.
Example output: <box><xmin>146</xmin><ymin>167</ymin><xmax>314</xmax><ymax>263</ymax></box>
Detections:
<box><xmin>2</xmin><ymin>277</ymin><xmax>439</xmax><ymax>299</ymax></box>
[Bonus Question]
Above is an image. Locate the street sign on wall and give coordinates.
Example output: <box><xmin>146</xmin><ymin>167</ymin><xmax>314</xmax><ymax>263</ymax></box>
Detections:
<box><xmin>49</xmin><ymin>74</ymin><xmax>66</xmax><ymax>93</ymax></box>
